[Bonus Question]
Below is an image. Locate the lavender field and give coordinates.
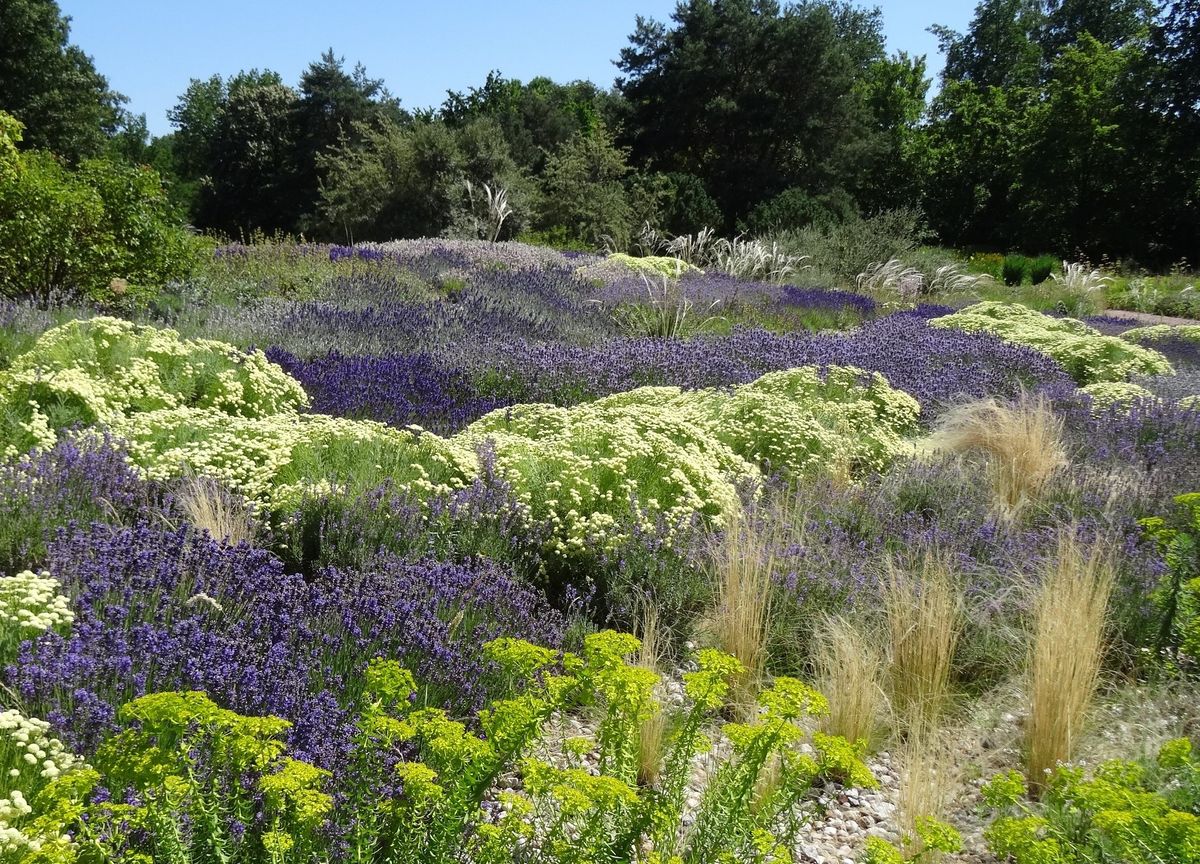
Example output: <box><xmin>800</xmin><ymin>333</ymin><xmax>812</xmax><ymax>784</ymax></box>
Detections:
<box><xmin>2</xmin><ymin>239</ymin><xmax>1200</xmax><ymax>863</ymax></box>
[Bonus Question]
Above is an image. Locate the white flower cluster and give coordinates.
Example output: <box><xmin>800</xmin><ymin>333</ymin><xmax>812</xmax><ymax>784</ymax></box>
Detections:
<box><xmin>0</xmin><ymin>709</ymin><xmax>82</xmax><ymax>855</ymax></box>
<box><xmin>0</xmin><ymin>570</ymin><xmax>74</xmax><ymax>635</ymax></box>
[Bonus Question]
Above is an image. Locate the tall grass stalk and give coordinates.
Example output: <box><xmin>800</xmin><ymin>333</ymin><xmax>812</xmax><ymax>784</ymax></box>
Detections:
<box><xmin>813</xmin><ymin>614</ymin><xmax>885</xmax><ymax>748</ymax></box>
<box><xmin>1026</xmin><ymin>533</ymin><xmax>1113</xmax><ymax>791</ymax></box>
<box><xmin>710</xmin><ymin>515</ymin><xmax>778</xmax><ymax>716</ymax></box>
<box><xmin>932</xmin><ymin>393</ymin><xmax>1067</xmax><ymax>515</ymax></box>
<box><xmin>883</xmin><ymin>552</ymin><xmax>962</xmax><ymax>728</ymax></box>
<box><xmin>636</xmin><ymin>602</ymin><xmax>669</xmax><ymax>787</ymax></box>
<box><xmin>897</xmin><ymin>714</ymin><xmax>958</xmax><ymax>857</ymax></box>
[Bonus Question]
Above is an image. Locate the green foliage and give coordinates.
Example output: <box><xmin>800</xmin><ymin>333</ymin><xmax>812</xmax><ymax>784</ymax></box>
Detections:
<box><xmin>341</xmin><ymin>636</ymin><xmax>869</xmax><ymax>864</ymax></box>
<box><xmin>8</xmin><ymin>692</ymin><xmax>332</xmax><ymax>863</ymax></box>
<box><xmin>1003</xmin><ymin>254</ymin><xmax>1030</xmax><ymax>286</ymax></box>
<box><xmin>1139</xmin><ymin>493</ymin><xmax>1200</xmax><ymax>668</ymax></box>
<box><xmin>1029</xmin><ymin>255</ymin><xmax>1057</xmax><ymax>285</ymax></box>
<box><xmin>981</xmin><ymin>738</ymin><xmax>1200</xmax><ymax>864</ymax></box>
<box><xmin>0</xmin><ymin>114</ymin><xmax>201</xmax><ymax>306</ymax></box>
<box><xmin>537</xmin><ymin>122</ymin><xmax>632</xmax><ymax>250</ymax></box>
<box><xmin>0</xmin><ymin>0</ymin><xmax>123</xmax><ymax>161</ymax></box>
<box><xmin>969</xmin><ymin>252</ymin><xmax>1005</xmax><ymax>278</ymax></box>
<box><xmin>931</xmin><ymin>301</ymin><xmax>1173</xmax><ymax>384</ymax></box>
<box><xmin>775</xmin><ymin>207</ymin><xmax>930</xmax><ymax>281</ymax></box>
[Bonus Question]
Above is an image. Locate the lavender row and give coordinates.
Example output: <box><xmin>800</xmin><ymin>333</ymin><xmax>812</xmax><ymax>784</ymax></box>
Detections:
<box><xmin>272</xmin><ymin>316</ymin><xmax>1076</xmax><ymax>433</ymax></box>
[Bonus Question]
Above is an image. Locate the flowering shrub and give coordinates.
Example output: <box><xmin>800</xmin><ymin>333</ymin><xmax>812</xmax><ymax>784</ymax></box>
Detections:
<box><xmin>1140</xmin><ymin>493</ymin><xmax>1200</xmax><ymax>670</ymax></box>
<box><xmin>1121</xmin><ymin>324</ymin><xmax>1200</xmax><ymax>345</ymax></box>
<box><xmin>1080</xmin><ymin>381</ymin><xmax>1158</xmax><ymax>409</ymax></box>
<box><xmin>0</xmin><ymin>570</ymin><xmax>72</xmax><ymax>663</ymax></box>
<box><xmin>932</xmin><ymin>301</ymin><xmax>1173</xmax><ymax>384</ymax></box>
<box><xmin>13</xmin><ymin>521</ymin><xmax>564</xmax><ymax>766</ymax></box>
<box><xmin>345</xmin><ymin>633</ymin><xmax>873</xmax><ymax>864</ymax></box>
<box><xmin>576</xmin><ymin>253</ymin><xmax>700</xmax><ymax>282</ymax></box>
<box><xmin>0</xmin><ymin>708</ymin><xmax>83</xmax><ymax>859</ymax></box>
<box><xmin>3</xmin><ymin>692</ymin><xmax>331</xmax><ymax>863</ymax></box>
<box><xmin>981</xmin><ymin>739</ymin><xmax>1200</xmax><ymax>864</ymax></box>
<box><xmin>460</xmin><ymin>366</ymin><xmax>919</xmax><ymax>556</ymax></box>
<box><xmin>112</xmin><ymin>406</ymin><xmax>474</xmax><ymax>506</ymax></box>
<box><xmin>0</xmin><ymin>316</ymin><xmax>307</xmax><ymax>457</ymax></box>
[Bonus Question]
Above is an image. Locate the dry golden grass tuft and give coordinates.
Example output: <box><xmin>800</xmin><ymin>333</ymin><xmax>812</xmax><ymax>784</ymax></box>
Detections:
<box><xmin>931</xmin><ymin>393</ymin><xmax>1067</xmax><ymax>514</ymax></box>
<box><xmin>636</xmin><ymin>602</ymin><xmax>669</xmax><ymax>787</ymax></box>
<box><xmin>813</xmin><ymin>614</ymin><xmax>886</xmax><ymax>748</ymax></box>
<box><xmin>176</xmin><ymin>474</ymin><xmax>256</xmax><ymax>546</ymax></box>
<box><xmin>1026</xmin><ymin>533</ymin><xmax>1113</xmax><ymax>791</ymax></box>
<box><xmin>708</xmin><ymin>515</ymin><xmax>778</xmax><ymax>716</ymax></box>
<box><xmin>883</xmin><ymin>551</ymin><xmax>962</xmax><ymax>728</ymax></box>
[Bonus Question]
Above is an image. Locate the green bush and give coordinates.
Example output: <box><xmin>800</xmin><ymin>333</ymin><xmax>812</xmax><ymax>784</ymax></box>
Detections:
<box><xmin>1002</xmin><ymin>254</ymin><xmax>1030</xmax><ymax>286</ymax></box>
<box><xmin>931</xmin><ymin>301</ymin><xmax>1173</xmax><ymax>384</ymax></box>
<box><xmin>981</xmin><ymin>739</ymin><xmax>1200</xmax><ymax>864</ymax></box>
<box><xmin>661</xmin><ymin>171</ymin><xmax>723</xmax><ymax>236</ymax></box>
<box><xmin>1029</xmin><ymin>254</ymin><xmax>1058</xmax><ymax>285</ymax></box>
<box><xmin>1139</xmin><ymin>493</ymin><xmax>1200</xmax><ymax>668</ymax></box>
<box><xmin>743</xmin><ymin>186</ymin><xmax>854</xmax><ymax>235</ymax></box>
<box><xmin>0</xmin><ymin>110</ymin><xmax>201</xmax><ymax>306</ymax></box>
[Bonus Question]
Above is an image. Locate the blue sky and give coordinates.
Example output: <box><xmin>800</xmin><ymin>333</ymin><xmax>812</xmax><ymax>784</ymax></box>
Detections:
<box><xmin>59</xmin><ymin>1</ymin><xmax>973</xmax><ymax>136</ymax></box>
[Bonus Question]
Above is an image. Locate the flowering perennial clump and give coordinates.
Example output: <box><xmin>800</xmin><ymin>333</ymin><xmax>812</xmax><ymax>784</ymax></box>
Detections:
<box><xmin>460</xmin><ymin>365</ymin><xmax>920</xmax><ymax>554</ymax></box>
<box><xmin>0</xmin><ymin>708</ymin><xmax>83</xmax><ymax>858</ymax></box>
<box><xmin>1121</xmin><ymin>324</ymin><xmax>1200</xmax><ymax>345</ymax></box>
<box><xmin>0</xmin><ymin>316</ymin><xmax>307</xmax><ymax>457</ymax></box>
<box><xmin>932</xmin><ymin>301</ymin><xmax>1173</xmax><ymax>384</ymax></box>
<box><xmin>0</xmin><ymin>570</ymin><xmax>73</xmax><ymax>651</ymax></box>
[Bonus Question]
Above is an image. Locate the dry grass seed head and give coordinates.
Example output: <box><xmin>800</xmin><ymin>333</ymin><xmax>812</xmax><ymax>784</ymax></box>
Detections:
<box><xmin>931</xmin><ymin>393</ymin><xmax>1067</xmax><ymax>514</ymax></box>
<box><xmin>813</xmin><ymin>614</ymin><xmax>886</xmax><ymax>748</ymax></box>
<box><xmin>175</xmin><ymin>473</ymin><xmax>256</xmax><ymax>546</ymax></box>
<box><xmin>1026</xmin><ymin>532</ymin><xmax>1113</xmax><ymax>791</ymax></box>
<box><xmin>883</xmin><ymin>551</ymin><xmax>962</xmax><ymax>729</ymax></box>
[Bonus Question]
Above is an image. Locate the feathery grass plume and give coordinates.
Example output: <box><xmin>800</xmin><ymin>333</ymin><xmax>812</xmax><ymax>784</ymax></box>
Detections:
<box><xmin>636</xmin><ymin>601</ymin><xmax>669</xmax><ymax>786</ymax></box>
<box><xmin>856</xmin><ymin>259</ymin><xmax>924</xmax><ymax>302</ymax></box>
<box><xmin>931</xmin><ymin>393</ymin><xmax>1067</xmax><ymax>515</ymax></box>
<box><xmin>897</xmin><ymin>714</ymin><xmax>959</xmax><ymax>859</ymax></box>
<box><xmin>175</xmin><ymin>473</ymin><xmax>256</xmax><ymax>546</ymax></box>
<box><xmin>1052</xmin><ymin>260</ymin><xmax>1113</xmax><ymax>313</ymax></box>
<box><xmin>1026</xmin><ymin>533</ymin><xmax>1113</xmax><ymax>792</ymax></box>
<box><xmin>612</xmin><ymin>273</ymin><xmax>724</xmax><ymax>339</ymax></box>
<box><xmin>708</xmin><ymin>514</ymin><xmax>777</xmax><ymax>716</ymax></box>
<box><xmin>813</xmin><ymin>613</ymin><xmax>886</xmax><ymax>749</ymax></box>
<box><xmin>883</xmin><ymin>551</ymin><xmax>962</xmax><ymax>728</ymax></box>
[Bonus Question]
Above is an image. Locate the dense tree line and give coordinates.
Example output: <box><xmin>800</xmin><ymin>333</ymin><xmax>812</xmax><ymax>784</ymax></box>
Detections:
<box><xmin>2</xmin><ymin>0</ymin><xmax>1198</xmax><ymax>263</ymax></box>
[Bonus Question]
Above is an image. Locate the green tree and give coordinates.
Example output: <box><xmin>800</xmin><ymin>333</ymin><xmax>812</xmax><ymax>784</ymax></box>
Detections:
<box><xmin>616</xmin><ymin>0</ymin><xmax>897</xmax><ymax>228</ymax></box>
<box><xmin>293</xmin><ymin>50</ymin><xmax>404</xmax><ymax>231</ymax></box>
<box><xmin>0</xmin><ymin>0</ymin><xmax>123</xmax><ymax>161</ymax></box>
<box><xmin>195</xmin><ymin>71</ymin><xmax>300</xmax><ymax>235</ymax></box>
<box><xmin>537</xmin><ymin>122</ymin><xmax>633</xmax><ymax>249</ymax></box>
<box><xmin>317</xmin><ymin>118</ymin><xmax>462</xmax><ymax>241</ymax></box>
<box><xmin>0</xmin><ymin>110</ymin><xmax>197</xmax><ymax>305</ymax></box>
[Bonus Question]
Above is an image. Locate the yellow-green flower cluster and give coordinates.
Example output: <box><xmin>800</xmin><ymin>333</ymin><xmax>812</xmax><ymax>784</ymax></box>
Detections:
<box><xmin>0</xmin><ymin>317</ymin><xmax>307</xmax><ymax>458</ymax></box>
<box><xmin>460</xmin><ymin>367</ymin><xmax>919</xmax><ymax>555</ymax></box>
<box><xmin>1120</xmin><ymin>324</ymin><xmax>1200</xmax><ymax>345</ymax></box>
<box><xmin>575</xmin><ymin>253</ymin><xmax>700</xmax><ymax>282</ymax></box>
<box><xmin>931</xmin><ymin>302</ymin><xmax>1173</xmax><ymax>384</ymax></box>
<box><xmin>0</xmin><ymin>709</ymin><xmax>84</xmax><ymax>858</ymax></box>
<box><xmin>0</xmin><ymin>570</ymin><xmax>73</xmax><ymax>636</ymax></box>
<box><xmin>111</xmin><ymin>407</ymin><xmax>473</xmax><ymax>507</ymax></box>
<box><xmin>1079</xmin><ymin>381</ymin><xmax>1157</xmax><ymax>410</ymax></box>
